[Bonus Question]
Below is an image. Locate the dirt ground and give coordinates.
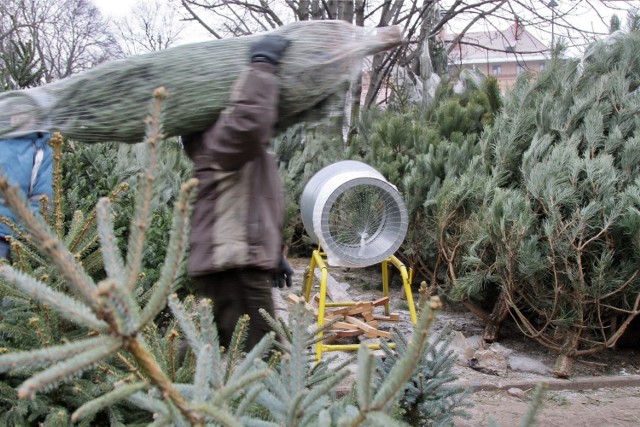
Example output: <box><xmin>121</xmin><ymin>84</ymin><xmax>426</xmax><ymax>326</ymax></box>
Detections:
<box><xmin>276</xmin><ymin>257</ymin><xmax>640</xmax><ymax>427</ymax></box>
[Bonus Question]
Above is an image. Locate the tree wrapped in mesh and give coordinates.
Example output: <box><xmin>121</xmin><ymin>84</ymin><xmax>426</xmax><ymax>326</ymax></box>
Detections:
<box><xmin>453</xmin><ymin>31</ymin><xmax>640</xmax><ymax>377</ymax></box>
<box><xmin>0</xmin><ymin>20</ymin><xmax>402</xmax><ymax>143</ymax></box>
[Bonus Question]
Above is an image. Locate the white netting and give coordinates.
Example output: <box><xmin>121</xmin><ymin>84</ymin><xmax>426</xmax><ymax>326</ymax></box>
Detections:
<box><xmin>0</xmin><ymin>21</ymin><xmax>402</xmax><ymax>143</ymax></box>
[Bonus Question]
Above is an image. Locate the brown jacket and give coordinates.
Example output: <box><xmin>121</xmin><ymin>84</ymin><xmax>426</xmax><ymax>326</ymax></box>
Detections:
<box><xmin>182</xmin><ymin>62</ymin><xmax>284</xmax><ymax>276</ymax></box>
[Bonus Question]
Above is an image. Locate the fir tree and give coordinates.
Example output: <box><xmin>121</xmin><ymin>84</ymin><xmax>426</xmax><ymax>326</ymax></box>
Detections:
<box><xmin>0</xmin><ymin>39</ymin><xmax>45</xmax><ymax>90</ymax></box>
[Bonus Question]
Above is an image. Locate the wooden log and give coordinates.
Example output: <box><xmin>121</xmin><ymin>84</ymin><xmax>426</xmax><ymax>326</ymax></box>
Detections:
<box><xmin>327</xmin><ymin>329</ymin><xmax>364</xmax><ymax>338</ymax></box>
<box><xmin>373</xmin><ymin>313</ymin><xmax>400</xmax><ymax>322</ymax></box>
<box><xmin>364</xmin><ymin>329</ymin><xmax>392</xmax><ymax>339</ymax></box>
<box><xmin>332</xmin><ymin>321</ymin><xmax>360</xmax><ymax>330</ymax></box>
<box><xmin>372</xmin><ymin>297</ymin><xmax>390</xmax><ymax>307</ymax></box>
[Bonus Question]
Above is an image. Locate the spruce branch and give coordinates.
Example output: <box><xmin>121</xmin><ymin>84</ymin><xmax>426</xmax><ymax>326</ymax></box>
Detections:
<box><xmin>211</xmin><ymin>368</ymin><xmax>272</xmax><ymax>405</ymax></box>
<box><xmin>140</xmin><ymin>178</ymin><xmax>197</xmax><ymax>326</ymax></box>
<box><xmin>0</xmin><ymin>177</ymin><xmax>99</xmax><ymax>312</ymax></box>
<box><xmin>168</xmin><ymin>293</ymin><xmax>202</xmax><ymax>354</ymax></box>
<box><xmin>235</xmin><ymin>384</ymin><xmax>265</xmax><ymax>417</ymax></box>
<box><xmin>193</xmin><ymin>344</ymin><xmax>214</xmax><ymax>404</ymax></box>
<box><xmin>96</xmin><ymin>198</ymin><xmax>125</xmax><ymax>285</ymax></box>
<box><xmin>197</xmin><ymin>298</ymin><xmax>219</xmax><ymax>349</ymax></box>
<box><xmin>189</xmin><ymin>403</ymin><xmax>243</xmax><ymax>427</ymax></box>
<box><xmin>97</xmin><ymin>278</ymin><xmax>142</xmax><ymax>336</ymax></box>
<box><xmin>224</xmin><ymin>314</ymin><xmax>250</xmax><ymax>383</ymax></box>
<box><xmin>17</xmin><ymin>337</ymin><xmax>123</xmax><ymax>399</ymax></box>
<box><xmin>518</xmin><ymin>383</ymin><xmax>546</xmax><ymax>427</ymax></box>
<box><xmin>0</xmin><ymin>336</ymin><xmax>111</xmax><ymax>373</ymax></box>
<box><xmin>125</xmin><ymin>335</ymin><xmax>203</xmax><ymax>425</ymax></box>
<box><xmin>356</xmin><ymin>345</ymin><xmax>374</xmax><ymax>411</ymax></box>
<box><xmin>0</xmin><ymin>265</ymin><xmax>108</xmax><ymax>332</ymax></box>
<box><xmin>350</xmin><ymin>297</ymin><xmax>443</xmax><ymax>426</ymax></box>
<box><xmin>71</xmin><ymin>381</ymin><xmax>149</xmax><ymax>423</ymax></box>
<box><xmin>195</xmin><ymin>299</ymin><xmax>224</xmax><ymax>389</ymax></box>
<box><xmin>227</xmin><ymin>333</ymin><xmax>275</xmax><ymax>385</ymax></box>
<box><xmin>49</xmin><ymin>132</ymin><xmax>64</xmax><ymax>238</ymax></box>
<box><xmin>125</xmin><ymin>88</ymin><xmax>165</xmax><ymax>292</ymax></box>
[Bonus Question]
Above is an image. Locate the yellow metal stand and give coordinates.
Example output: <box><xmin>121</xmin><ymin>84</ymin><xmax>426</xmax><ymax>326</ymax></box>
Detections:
<box><xmin>303</xmin><ymin>248</ymin><xmax>418</xmax><ymax>361</ymax></box>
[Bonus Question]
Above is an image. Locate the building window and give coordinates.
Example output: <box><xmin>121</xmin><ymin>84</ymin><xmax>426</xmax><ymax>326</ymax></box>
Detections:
<box><xmin>492</xmin><ymin>65</ymin><xmax>502</xmax><ymax>75</ymax></box>
<box><xmin>539</xmin><ymin>63</ymin><xmax>546</xmax><ymax>71</ymax></box>
<box><xmin>516</xmin><ymin>64</ymin><xmax>525</xmax><ymax>75</ymax></box>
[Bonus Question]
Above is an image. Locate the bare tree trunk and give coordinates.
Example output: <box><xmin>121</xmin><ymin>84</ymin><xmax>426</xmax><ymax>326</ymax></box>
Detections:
<box><xmin>552</xmin><ymin>329</ymin><xmax>581</xmax><ymax>378</ymax></box>
<box><xmin>298</xmin><ymin>0</ymin><xmax>310</xmax><ymax>21</ymax></box>
<box><xmin>347</xmin><ymin>0</ymin><xmax>365</xmax><ymax>143</ymax></box>
<box><xmin>339</xmin><ymin>0</ymin><xmax>354</xmax><ymax>23</ymax></box>
<box><xmin>310</xmin><ymin>0</ymin><xmax>323</xmax><ymax>20</ymax></box>
<box><xmin>326</xmin><ymin>0</ymin><xmax>338</xmax><ymax>20</ymax></box>
<box><xmin>483</xmin><ymin>292</ymin><xmax>509</xmax><ymax>343</ymax></box>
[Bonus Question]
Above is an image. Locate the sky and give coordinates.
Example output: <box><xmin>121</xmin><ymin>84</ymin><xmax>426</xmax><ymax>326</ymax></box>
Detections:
<box><xmin>93</xmin><ymin>0</ymin><xmax>133</xmax><ymax>17</ymax></box>
<box><xmin>91</xmin><ymin>0</ymin><xmax>640</xmax><ymax>52</ymax></box>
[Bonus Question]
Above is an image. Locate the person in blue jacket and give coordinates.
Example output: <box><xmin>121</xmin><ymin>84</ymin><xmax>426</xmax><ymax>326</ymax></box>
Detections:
<box><xmin>0</xmin><ymin>129</ymin><xmax>53</xmax><ymax>260</ymax></box>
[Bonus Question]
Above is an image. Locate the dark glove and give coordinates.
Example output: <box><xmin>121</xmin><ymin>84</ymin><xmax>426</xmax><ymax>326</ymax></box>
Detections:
<box><xmin>250</xmin><ymin>35</ymin><xmax>290</xmax><ymax>66</ymax></box>
<box><xmin>274</xmin><ymin>255</ymin><xmax>293</xmax><ymax>288</ymax></box>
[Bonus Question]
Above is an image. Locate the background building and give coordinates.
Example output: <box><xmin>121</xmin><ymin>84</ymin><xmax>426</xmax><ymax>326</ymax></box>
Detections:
<box><xmin>447</xmin><ymin>20</ymin><xmax>550</xmax><ymax>92</ymax></box>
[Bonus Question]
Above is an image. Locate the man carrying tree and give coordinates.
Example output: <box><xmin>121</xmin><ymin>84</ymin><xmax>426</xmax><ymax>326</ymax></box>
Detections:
<box><xmin>181</xmin><ymin>34</ymin><xmax>294</xmax><ymax>353</ymax></box>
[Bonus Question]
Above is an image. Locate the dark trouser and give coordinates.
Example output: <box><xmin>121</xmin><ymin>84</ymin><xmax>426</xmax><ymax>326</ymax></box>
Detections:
<box><xmin>191</xmin><ymin>268</ymin><xmax>275</xmax><ymax>353</ymax></box>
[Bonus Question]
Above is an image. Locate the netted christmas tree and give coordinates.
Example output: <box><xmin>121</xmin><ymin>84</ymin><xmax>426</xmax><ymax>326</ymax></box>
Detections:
<box><xmin>450</xmin><ymin>31</ymin><xmax>640</xmax><ymax>376</ymax></box>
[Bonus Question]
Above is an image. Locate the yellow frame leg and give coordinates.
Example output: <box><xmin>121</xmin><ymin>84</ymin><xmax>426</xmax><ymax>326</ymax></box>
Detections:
<box><xmin>305</xmin><ymin>248</ymin><xmax>417</xmax><ymax>361</ymax></box>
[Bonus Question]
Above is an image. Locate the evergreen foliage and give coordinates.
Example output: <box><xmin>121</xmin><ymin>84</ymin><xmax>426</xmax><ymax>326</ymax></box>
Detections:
<box><xmin>448</xmin><ymin>31</ymin><xmax>640</xmax><ymax>376</ymax></box>
<box><xmin>345</xmin><ymin>78</ymin><xmax>496</xmax><ymax>282</ymax></box>
<box><xmin>376</xmin><ymin>327</ymin><xmax>471</xmax><ymax>426</ymax></box>
<box><xmin>0</xmin><ymin>89</ymin><xmax>477</xmax><ymax>426</ymax></box>
<box><xmin>0</xmin><ymin>39</ymin><xmax>45</xmax><ymax>90</ymax></box>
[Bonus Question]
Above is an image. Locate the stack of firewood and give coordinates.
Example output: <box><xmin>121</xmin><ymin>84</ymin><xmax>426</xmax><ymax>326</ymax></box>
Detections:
<box><xmin>287</xmin><ymin>294</ymin><xmax>400</xmax><ymax>340</ymax></box>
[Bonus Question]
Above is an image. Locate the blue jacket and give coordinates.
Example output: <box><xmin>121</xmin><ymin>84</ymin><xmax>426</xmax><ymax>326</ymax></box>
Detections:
<box><xmin>0</xmin><ymin>132</ymin><xmax>53</xmax><ymax>239</ymax></box>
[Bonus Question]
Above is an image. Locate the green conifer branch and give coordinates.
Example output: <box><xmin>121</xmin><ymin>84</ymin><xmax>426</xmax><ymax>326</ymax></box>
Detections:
<box><xmin>71</xmin><ymin>381</ymin><xmax>149</xmax><ymax>423</ymax></box>
<box><xmin>234</xmin><ymin>384</ymin><xmax>264</xmax><ymax>417</ymax></box>
<box><xmin>125</xmin><ymin>89</ymin><xmax>164</xmax><ymax>292</ymax></box>
<box><xmin>168</xmin><ymin>293</ymin><xmax>202</xmax><ymax>354</ymax></box>
<box><xmin>353</xmin><ymin>297</ymin><xmax>442</xmax><ymax>425</ymax></box>
<box><xmin>80</xmin><ymin>248</ymin><xmax>105</xmax><ymax>276</ymax></box>
<box><xmin>365</xmin><ymin>411</ymin><xmax>408</xmax><ymax>426</ymax></box>
<box><xmin>301</xmin><ymin>366</ymin><xmax>350</xmax><ymax>407</ymax></box>
<box><xmin>518</xmin><ymin>383</ymin><xmax>546</xmax><ymax>427</ymax></box>
<box><xmin>0</xmin><ymin>336</ymin><xmax>110</xmax><ymax>373</ymax></box>
<box><xmin>211</xmin><ymin>369</ymin><xmax>272</xmax><ymax>406</ymax></box>
<box><xmin>0</xmin><ymin>178</ymin><xmax>100</xmax><ymax>312</ymax></box>
<box><xmin>67</xmin><ymin>209</ymin><xmax>98</xmax><ymax>255</ymax></box>
<box><xmin>96</xmin><ymin>197</ymin><xmax>124</xmax><ymax>283</ymax></box>
<box><xmin>197</xmin><ymin>299</ymin><xmax>219</xmax><ymax>348</ymax></box>
<box><xmin>38</xmin><ymin>196</ymin><xmax>49</xmax><ymax>224</ymax></box>
<box><xmin>0</xmin><ymin>265</ymin><xmax>108</xmax><ymax>332</ymax></box>
<box><xmin>62</xmin><ymin>210</ymin><xmax>85</xmax><ymax>247</ymax></box>
<box><xmin>356</xmin><ymin>345</ymin><xmax>373</xmax><ymax>411</ymax></box>
<box><xmin>124</xmin><ymin>335</ymin><xmax>203</xmax><ymax>425</ymax></box>
<box><xmin>189</xmin><ymin>403</ymin><xmax>243</xmax><ymax>427</ymax></box>
<box><xmin>97</xmin><ymin>278</ymin><xmax>142</xmax><ymax>335</ymax></box>
<box><xmin>195</xmin><ymin>299</ymin><xmax>224</xmax><ymax>389</ymax></box>
<box><xmin>224</xmin><ymin>315</ymin><xmax>250</xmax><ymax>383</ymax></box>
<box><xmin>193</xmin><ymin>344</ymin><xmax>214</xmax><ymax>404</ymax></box>
<box><xmin>227</xmin><ymin>333</ymin><xmax>275</xmax><ymax>385</ymax></box>
<box><xmin>17</xmin><ymin>337</ymin><xmax>122</xmax><ymax>399</ymax></box>
<box><xmin>49</xmin><ymin>133</ymin><xmax>65</xmax><ymax>238</ymax></box>
<box><xmin>139</xmin><ymin>178</ymin><xmax>197</xmax><ymax>326</ymax></box>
